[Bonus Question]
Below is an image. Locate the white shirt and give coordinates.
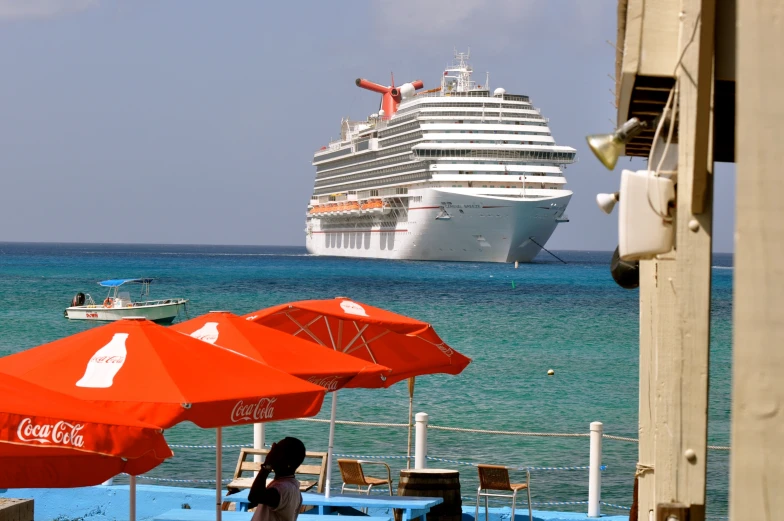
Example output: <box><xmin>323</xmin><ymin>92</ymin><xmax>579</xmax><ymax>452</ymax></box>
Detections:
<box><xmin>250</xmin><ymin>477</ymin><xmax>302</xmax><ymax>521</ymax></box>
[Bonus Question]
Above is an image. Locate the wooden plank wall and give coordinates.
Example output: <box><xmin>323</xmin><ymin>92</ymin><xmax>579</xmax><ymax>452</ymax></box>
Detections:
<box><xmin>730</xmin><ymin>0</ymin><xmax>784</xmax><ymax>518</ymax></box>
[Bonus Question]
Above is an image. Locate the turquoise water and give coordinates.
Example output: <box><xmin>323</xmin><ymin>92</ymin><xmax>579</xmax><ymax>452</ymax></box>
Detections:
<box><xmin>0</xmin><ymin>243</ymin><xmax>733</xmax><ymax>517</ymax></box>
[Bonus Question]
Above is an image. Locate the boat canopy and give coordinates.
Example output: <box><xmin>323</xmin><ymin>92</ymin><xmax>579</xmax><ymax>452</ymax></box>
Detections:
<box><xmin>98</xmin><ymin>278</ymin><xmax>154</xmax><ymax>287</ymax></box>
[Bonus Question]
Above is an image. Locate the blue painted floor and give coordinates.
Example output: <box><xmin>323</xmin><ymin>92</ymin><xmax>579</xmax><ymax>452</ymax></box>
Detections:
<box><xmin>0</xmin><ymin>485</ymin><xmax>627</xmax><ymax>521</ymax></box>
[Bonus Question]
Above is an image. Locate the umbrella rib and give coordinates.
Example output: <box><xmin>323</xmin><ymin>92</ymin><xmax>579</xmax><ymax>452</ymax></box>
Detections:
<box><xmin>286</xmin><ymin>313</ymin><xmax>326</xmax><ymax>346</ymax></box>
<box><xmin>344</xmin><ymin>327</ymin><xmax>387</xmax><ymax>365</ymax></box>
<box><xmin>348</xmin><ymin>329</ymin><xmax>389</xmax><ymax>352</ymax></box>
<box><xmin>323</xmin><ymin>316</ymin><xmax>337</xmax><ymax>350</ymax></box>
<box><xmin>337</xmin><ymin>320</ymin><xmax>343</xmax><ymax>352</ymax></box>
<box><xmin>344</xmin><ymin>329</ymin><xmax>389</xmax><ymax>355</ymax></box>
<box><xmin>341</xmin><ymin>323</ymin><xmax>369</xmax><ymax>355</ymax></box>
<box><xmin>355</xmin><ymin>322</ymin><xmax>378</xmax><ymax>365</ymax></box>
<box><xmin>412</xmin><ymin>333</ymin><xmax>455</xmax><ymax>359</ymax></box>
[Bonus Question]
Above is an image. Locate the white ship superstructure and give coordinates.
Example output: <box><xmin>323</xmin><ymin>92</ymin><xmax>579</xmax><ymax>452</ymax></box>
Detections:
<box><xmin>305</xmin><ymin>51</ymin><xmax>577</xmax><ymax>263</ymax></box>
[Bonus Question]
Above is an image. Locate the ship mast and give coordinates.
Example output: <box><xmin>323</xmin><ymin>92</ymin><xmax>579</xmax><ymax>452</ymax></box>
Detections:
<box><xmin>442</xmin><ymin>50</ymin><xmax>476</xmax><ymax>93</ymax></box>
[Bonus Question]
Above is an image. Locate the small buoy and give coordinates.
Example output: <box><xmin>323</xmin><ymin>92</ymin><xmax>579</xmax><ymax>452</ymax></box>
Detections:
<box><xmin>547</xmin><ymin>369</ymin><xmax>555</xmax><ymax>376</ymax></box>
<box><xmin>515</xmin><ymin>261</ymin><xmax>519</xmax><ymax>269</ymax></box>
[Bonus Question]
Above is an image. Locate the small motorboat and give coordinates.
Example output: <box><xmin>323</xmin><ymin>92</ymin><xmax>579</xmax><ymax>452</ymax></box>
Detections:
<box><xmin>65</xmin><ymin>278</ymin><xmax>188</xmax><ymax>324</ymax></box>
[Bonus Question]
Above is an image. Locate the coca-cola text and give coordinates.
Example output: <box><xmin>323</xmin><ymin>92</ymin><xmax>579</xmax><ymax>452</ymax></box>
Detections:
<box><xmin>91</xmin><ymin>355</ymin><xmax>125</xmax><ymax>364</ymax></box>
<box><xmin>16</xmin><ymin>418</ymin><xmax>85</xmax><ymax>447</ymax></box>
<box><xmin>307</xmin><ymin>375</ymin><xmax>342</xmax><ymax>391</ymax></box>
<box><xmin>231</xmin><ymin>397</ymin><xmax>277</xmax><ymax>422</ymax></box>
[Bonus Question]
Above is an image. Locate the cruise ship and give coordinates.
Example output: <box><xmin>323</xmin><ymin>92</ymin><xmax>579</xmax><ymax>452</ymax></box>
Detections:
<box><xmin>305</xmin><ymin>51</ymin><xmax>577</xmax><ymax>263</ymax></box>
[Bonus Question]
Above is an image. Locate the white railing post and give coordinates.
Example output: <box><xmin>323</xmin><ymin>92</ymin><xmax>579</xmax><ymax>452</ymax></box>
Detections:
<box><xmin>588</xmin><ymin>421</ymin><xmax>603</xmax><ymax>517</ymax></box>
<box><xmin>415</xmin><ymin>412</ymin><xmax>428</xmax><ymax>469</ymax></box>
<box><xmin>253</xmin><ymin>423</ymin><xmax>265</xmax><ymax>476</ymax></box>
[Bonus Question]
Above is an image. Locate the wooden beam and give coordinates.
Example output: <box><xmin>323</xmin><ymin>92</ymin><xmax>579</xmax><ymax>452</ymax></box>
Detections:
<box><xmin>638</xmin><ymin>257</ymin><xmax>673</xmax><ymax>521</ymax></box>
<box><xmin>635</xmin><ymin>86</ymin><xmax>675</xmax><ymax>92</ymax></box>
<box><xmin>730</xmin><ymin>0</ymin><xmax>784</xmax><ymax>518</ymax></box>
<box><xmin>689</xmin><ymin>0</ymin><xmax>717</xmax><ymax>214</ymax></box>
<box><xmin>653</xmin><ymin>0</ymin><xmax>715</xmax><ymax>517</ymax></box>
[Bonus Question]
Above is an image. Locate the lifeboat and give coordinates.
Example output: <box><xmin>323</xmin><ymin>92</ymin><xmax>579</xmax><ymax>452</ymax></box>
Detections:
<box><xmin>367</xmin><ymin>199</ymin><xmax>383</xmax><ymax>214</ymax></box>
<box><xmin>347</xmin><ymin>202</ymin><xmax>360</xmax><ymax>215</ymax></box>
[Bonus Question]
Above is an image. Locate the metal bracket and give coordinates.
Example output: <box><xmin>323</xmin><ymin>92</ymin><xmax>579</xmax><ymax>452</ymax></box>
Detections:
<box><xmin>656</xmin><ymin>503</ymin><xmax>706</xmax><ymax>521</ymax></box>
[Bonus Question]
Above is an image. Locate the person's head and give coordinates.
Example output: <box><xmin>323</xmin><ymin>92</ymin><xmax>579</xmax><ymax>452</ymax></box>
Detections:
<box><xmin>266</xmin><ymin>437</ymin><xmax>306</xmax><ymax>475</ymax></box>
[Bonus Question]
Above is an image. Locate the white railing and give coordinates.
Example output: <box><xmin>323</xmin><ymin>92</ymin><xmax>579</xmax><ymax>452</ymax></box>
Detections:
<box><xmin>135</xmin><ymin>412</ymin><xmax>730</xmax><ymax>517</ymax></box>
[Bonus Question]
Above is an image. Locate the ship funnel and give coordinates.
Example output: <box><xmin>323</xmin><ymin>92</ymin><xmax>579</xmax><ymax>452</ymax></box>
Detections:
<box><xmin>355</xmin><ymin>77</ymin><xmax>424</xmax><ymax>117</ymax></box>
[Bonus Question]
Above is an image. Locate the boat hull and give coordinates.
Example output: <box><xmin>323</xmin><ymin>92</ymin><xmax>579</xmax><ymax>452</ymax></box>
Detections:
<box><xmin>306</xmin><ymin>188</ymin><xmax>571</xmax><ymax>263</ymax></box>
<box><xmin>65</xmin><ymin>300</ymin><xmax>188</xmax><ymax>324</ymax></box>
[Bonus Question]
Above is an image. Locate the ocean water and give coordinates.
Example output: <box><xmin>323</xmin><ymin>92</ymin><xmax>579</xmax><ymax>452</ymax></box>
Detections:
<box><xmin>0</xmin><ymin>243</ymin><xmax>733</xmax><ymax>518</ymax></box>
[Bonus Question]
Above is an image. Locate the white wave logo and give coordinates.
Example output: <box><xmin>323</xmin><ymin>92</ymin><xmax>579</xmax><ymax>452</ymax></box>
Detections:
<box><xmin>436</xmin><ymin>343</ymin><xmax>454</xmax><ymax>357</ymax></box>
<box><xmin>17</xmin><ymin>418</ymin><xmax>85</xmax><ymax>447</ymax></box>
<box><xmin>190</xmin><ymin>322</ymin><xmax>219</xmax><ymax>344</ymax></box>
<box><xmin>245</xmin><ymin>315</ymin><xmax>258</xmax><ymax>321</ymax></box>
<box><xmin>340</xmin><ymin>301</ymin><xmax>368</xmax><ymax>317</ymax></box>
<box><xmin>307</xmin><ymin>375</ymin><xmax>342</xmax><ymax>391</ymax></box>
<box><xmin>231</xmin><ymin>397</ymin><xmax>277</xmax><ymax>423</ymax></box>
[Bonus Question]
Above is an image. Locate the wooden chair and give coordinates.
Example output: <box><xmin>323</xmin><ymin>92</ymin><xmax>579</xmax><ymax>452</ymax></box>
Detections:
<box><xmin>475</xmin><ymin>464</ymin><xmax>532</xmax><ymax>521</ymax></box>
<box><xmin>225</xmin><ymin>448</ymin><xmax>328</xmax><ymax>494</ymax></box>
<box><xmin>337</xmin><ymin>459</ymin><xmax>393</xmax><ymax>495</ymax></box>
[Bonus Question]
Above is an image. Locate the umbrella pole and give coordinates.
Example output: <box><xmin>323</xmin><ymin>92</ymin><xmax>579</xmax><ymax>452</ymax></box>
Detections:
<box><xmin>325</xmin><ymin>390</ymin><xmax>338</xmax><ymax>499</ymax></box>
<box><xmin>407</xmin><ymin>377</ymin><xmax>415</xmax><ymax>469</ymax></box>
<box><xmin>130</xmin><ymin>474</ymin><xmax>136</xmax><ymax>521</ymax></box>
<box><xmin>216</xmin><ymin>427</ymin><xmax>222</xmax><ymax>521</ymax></box>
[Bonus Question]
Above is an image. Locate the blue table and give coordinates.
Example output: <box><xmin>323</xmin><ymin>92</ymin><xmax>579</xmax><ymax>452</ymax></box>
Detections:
<box><xmin>224</xmin><ymin>491</ymin><xmax>443</xmax><ymax>521</ymax></box>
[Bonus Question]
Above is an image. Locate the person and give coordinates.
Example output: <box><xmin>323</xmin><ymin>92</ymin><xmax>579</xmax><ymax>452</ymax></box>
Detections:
<box><xmin>247</xmin><ymin>437</ymin><xmax>307</xmax><ymax>521</ymax></box>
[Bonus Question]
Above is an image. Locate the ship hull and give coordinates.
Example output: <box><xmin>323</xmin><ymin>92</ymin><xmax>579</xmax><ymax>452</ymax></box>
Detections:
<box><xmin>306</xmin><ymin>188</ymin><xmax>571</xmax><ymax>263</ymax></box>
<box><xmin>65</xmin><ymin>301</ymin><xmax>187</xmax><ymax>324</ymax></box>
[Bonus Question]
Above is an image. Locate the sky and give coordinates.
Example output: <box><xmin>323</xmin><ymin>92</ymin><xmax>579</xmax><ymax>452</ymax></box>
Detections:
<box><xmin>0</xmin><ymin>0</ymin><xmax>736</xmax><ymax>252</ymax></box>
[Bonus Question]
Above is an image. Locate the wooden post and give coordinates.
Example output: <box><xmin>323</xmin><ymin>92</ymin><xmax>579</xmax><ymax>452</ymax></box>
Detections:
<box><xmin>637</xmin><ymin>259</ymin><xmax>653</xmax><ymax>521</ymax></box>
<box><xmin>651</xmin><ymin>255</ymin><xmax>679</xmax><ymax>509</ymax></box>
<box><xmin>666</xmin><ymin>0</ymin><xmax>715</xmax><ymax>510</ymax></box>
<box><xmin>637</xmin><ymin>257</ymin><xmax>671</xmax><ymax>521</ymax></box>
<box><xmin>654</xmin><ymin>0</ymin><xmax>715</xmax><ymax>518</ymax></box>
<box><xmin>730</xmin><ymin>0</ymin><xmax>784</xmax><ymax>518</ymax></box>
<box><xmin>0</xmin><ymin>499</ymin><xmax>33</xmax><ymax>521</ymax></box>
<box><xmin>639</xmin><ymin>132</ymin><xmax>681</xmax><ymax>518</ymax></box>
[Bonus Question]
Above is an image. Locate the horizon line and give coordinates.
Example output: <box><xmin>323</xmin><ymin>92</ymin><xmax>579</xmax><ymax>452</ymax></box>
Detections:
<box><xmin>0</xmin><ymin>239</ymin><xmax>735</xmax><ymax>255</ymax></box>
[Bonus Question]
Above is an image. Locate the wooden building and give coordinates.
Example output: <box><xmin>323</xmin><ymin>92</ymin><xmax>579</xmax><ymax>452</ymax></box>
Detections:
<box><xmin>609</xmin><ymin>1</ymin><xmax>782</xmax><ymax>520</ymax></box>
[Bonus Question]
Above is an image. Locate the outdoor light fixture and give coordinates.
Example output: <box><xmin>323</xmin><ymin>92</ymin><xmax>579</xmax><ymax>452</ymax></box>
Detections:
<box><xmin>596</xmin><ymin>192</ymin><xmax>620</xmax><ymax>214</ymax></box>
<box><xmin>585</xmin><ymin>118</ymin><xmax>647</xmax><ymax>170</ymax></box>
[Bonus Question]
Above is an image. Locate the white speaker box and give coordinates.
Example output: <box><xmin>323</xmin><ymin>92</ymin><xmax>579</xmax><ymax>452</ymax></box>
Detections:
<box><xmin>618</xmin><ymin>170</ymin><xmax>675</xmax><ymax>260</ymax></box>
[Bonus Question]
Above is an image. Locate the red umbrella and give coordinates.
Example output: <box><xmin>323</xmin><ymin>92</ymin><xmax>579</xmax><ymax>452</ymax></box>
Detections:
<box><xmin>172</xmin><ymin>311</ymin><xmax>392</xmax><ymax>390</ymax></box>
<box><xmin>244</xmin><ymin>297</ymin><xmax>471</xmax><ymax>387</ymax></box>
<box><xmin>172</xmin><ymin>311</ymin><xmax>393</xmax><ymax>494</ymax></box>
<box><xmin>0</xmin><ymin>317</ymin><xmax>326</xmax><ymax>521</ymax></box>
<box><xmin>0</xmin><ymin>374</ymin><xmax>172</xmax><ymax>488</ymax></box>
<box><xmin>244</xmin><ymin>297</ymin><xmax>471</xmax><ymax>491</ymax></box>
